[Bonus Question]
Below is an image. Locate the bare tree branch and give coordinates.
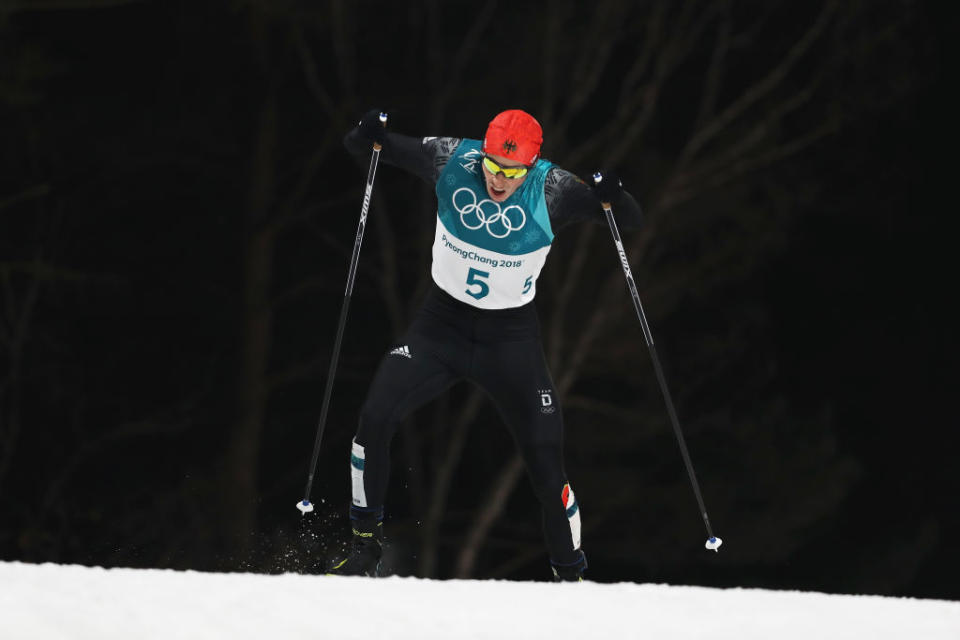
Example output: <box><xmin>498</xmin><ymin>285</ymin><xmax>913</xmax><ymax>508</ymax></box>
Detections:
<box><xmin>0</xmin><ymin>264</ymin><xmax>41</xmax><ymax>496</ymax></box>
<box><xmin>453</xmin><ymin>453</ymin><xmax>524</xmax><ymax>577</ymax></box>
<box><xmin>611</xmin><ymin>1</ymin><xmax>666</xmax><ymax>123</ymax></box>
<box><xmin>545</xmin><ymin>224</ymin><xmax>595</xmax><ymax>368</ymax></box>
<box><xmin>430</xmin><ymin>0</ymin><xmax>498</xmax><ymax>115</ymax></box>
<box><xmin>372</xmin><ymin>192</ymin><xmax>406</xmax><ymax>337</ymax></box>
<box><xmin>329</xmin><ymin>0</ymin><xmax>356</xmax><ymax>98</ymax></box>
<box><xmin>0</xmin><ymin>184</ymin><xmax>50</xmax><ymax>212</ymax></box>
<box><xmin>563</xmin><ymin>394</ymin><xmax>656</xmax><ymax>428</ymax></box>
<box><xmin>4</xmin><ymin>0</ymin><xmax>146</xmax><ymax>10</ymax></box>
<box><xmin>675</xmin><ymin>1</ymin><xmax>837</xmax><ymax>170</ymax></box>
<box><xmin>597</xmin><ymin>2</ymin><xmax>725</xmax><ymax>169</ymax></box>
<box><xmin>554</xmin><ymin>3</ymin><xmax>626</xmax><ymax>136</ymax></box>
<box><xmin>291</xmin><ymin>25</ymin><xmax>340</xmax><ymax>124</ymax></box>
<box><xmin>661</xmin><ymin>79</ymin><xmax>832</xmax><ymax>211</ymax></box>
<box><xmin>678</xmin><ymin>118</ymin><xmax>838</xmax><ymax>210</ymax></box>
<box><xmin>538</xmin><ymin>0</ymin><xmax>574</xmax><ymax>128</ymax></box>
<box><xmin>692</xmin><ymin>9</ymin><xmax>732</xmax><ymax>131</ymax></box>
<box><xmin>418</xmin><ymin>388</ymin><xmax>485</xmax><ymax>577</ymax></box>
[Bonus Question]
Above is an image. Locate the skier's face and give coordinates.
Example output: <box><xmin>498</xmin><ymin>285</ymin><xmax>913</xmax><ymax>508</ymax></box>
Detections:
<box><xmin>482</xmin><ymin>153</ymin><xmax>528</xmax><ymax>202</ymax></box>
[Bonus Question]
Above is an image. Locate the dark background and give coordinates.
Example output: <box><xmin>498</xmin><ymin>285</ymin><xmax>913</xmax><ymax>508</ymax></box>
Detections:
<box><xmin>1</xmin><ymin>0</ymin><xmax>954</xmax><ymax>598</ymax></box>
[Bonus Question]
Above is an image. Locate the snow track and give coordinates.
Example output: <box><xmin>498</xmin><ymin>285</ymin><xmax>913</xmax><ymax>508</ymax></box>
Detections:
<box><xmin>1</xmin><ymin>561</ymin><xmax>957</xmax><ymax>639</ymax></box>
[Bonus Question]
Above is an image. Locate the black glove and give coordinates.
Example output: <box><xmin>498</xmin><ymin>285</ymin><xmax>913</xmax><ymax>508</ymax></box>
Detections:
<box><xmin>357</xmin><ymin>108</ymin><xmax>388</xmax><ymax>146</ymax></box>
<box><xmin>591</xmin><ymin>170</ymin><xmax>623</xmax><ymax>203</ymax></box>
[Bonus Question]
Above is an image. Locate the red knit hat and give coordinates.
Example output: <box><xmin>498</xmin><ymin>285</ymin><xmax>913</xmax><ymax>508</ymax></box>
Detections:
<box><xmin>482</xmin><ymin>109</ymin><xmax>543</xmax><ymax>165</ymax></box>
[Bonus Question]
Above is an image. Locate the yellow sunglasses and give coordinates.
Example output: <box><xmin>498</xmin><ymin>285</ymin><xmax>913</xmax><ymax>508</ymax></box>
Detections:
<box><xmin>482</xmin><ymin>155</ymin><xmax>529</xmax><ymax>179</ymax></box>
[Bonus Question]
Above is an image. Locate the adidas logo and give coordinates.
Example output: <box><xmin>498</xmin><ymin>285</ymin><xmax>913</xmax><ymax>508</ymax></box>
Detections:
<box><xmin>389</xmin><ymin>345</ymin><xmax>412</xmax><ymax>359</ymax></box>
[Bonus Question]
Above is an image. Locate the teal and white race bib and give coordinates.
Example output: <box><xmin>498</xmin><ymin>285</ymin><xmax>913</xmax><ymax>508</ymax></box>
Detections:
<box><xmin>431</xmin><ymin>140</ymin><xmax>554</xmax><ymax>309</ymax></box>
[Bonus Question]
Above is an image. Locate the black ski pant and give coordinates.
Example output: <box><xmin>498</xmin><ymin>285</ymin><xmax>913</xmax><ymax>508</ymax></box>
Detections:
<box><xmin>350</xmin><ymin>285</ymin><xmax>582</xmax><ymax>566</ymax></box>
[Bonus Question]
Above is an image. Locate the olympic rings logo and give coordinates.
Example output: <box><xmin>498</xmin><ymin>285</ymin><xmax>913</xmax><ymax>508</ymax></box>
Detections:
<box><xmin>452</xmin><ymin>187</ymin><xmax>526</xmax><ymax>238</ymax></box>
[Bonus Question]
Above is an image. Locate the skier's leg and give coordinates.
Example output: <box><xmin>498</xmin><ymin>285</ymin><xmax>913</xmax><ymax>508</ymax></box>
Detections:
<box><xmin>473</xmin><ymin>331</ymin><xmax>586</xmax><ymax>579</ymax></box>
<box><xmin>352</xmin><ymin>338</ymin><xmax>458</xmax><ymax>510</ymax></box>
<box><xmin>332</xmin><ymin>320</ymin><xmax>464</xmax><ymax>575</ymax></box>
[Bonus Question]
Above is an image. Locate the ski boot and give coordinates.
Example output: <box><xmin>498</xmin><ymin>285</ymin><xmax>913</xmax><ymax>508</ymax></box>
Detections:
<box><xmin>551</xmin><ymin>550</ymin><xmax>587</xmax><ymax>582</ymax></box>
<box><xmin>328</xmin><ymin>510</ymin><xmax>383</xmax><ymax>577</ymax></box>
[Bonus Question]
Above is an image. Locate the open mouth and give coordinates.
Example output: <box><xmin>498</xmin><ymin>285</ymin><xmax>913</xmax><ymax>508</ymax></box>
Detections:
<box><xmin>489</xmin><ymin>185</ymin><xmax>507</xmax><ymax>198</ymax></box>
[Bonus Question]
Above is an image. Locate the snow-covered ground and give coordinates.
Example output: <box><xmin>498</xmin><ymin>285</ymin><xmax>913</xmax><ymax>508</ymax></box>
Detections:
<box><xmin>1</xmin><ymin>562</ymin><xmax>957</xmax><ymax>639</ymax></box>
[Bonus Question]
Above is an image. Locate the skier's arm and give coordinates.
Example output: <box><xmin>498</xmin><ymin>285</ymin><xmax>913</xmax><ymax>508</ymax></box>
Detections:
<box><xmin>343</xmin><ymin>110</ymin><xmax>461</xmax><ymax>186</ymax></box>
<box><xmin>545</xmin><ymin>167</ymin><xmax>643</xmax><ymax>233</ymax></box>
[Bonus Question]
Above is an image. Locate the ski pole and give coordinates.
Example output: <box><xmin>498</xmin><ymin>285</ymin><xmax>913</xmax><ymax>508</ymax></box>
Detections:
<box><xmin>297</xmin><ymin>113</ymin><xmax>388</xmax><ymax>515</ymax></box>
<box><xmin>593</xmin><ymin>172</ymin><xmax>722</xmax><ymax>552</ymax></box>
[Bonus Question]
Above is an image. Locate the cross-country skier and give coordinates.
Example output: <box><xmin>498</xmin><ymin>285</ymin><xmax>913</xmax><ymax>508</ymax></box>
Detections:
<box><xmin>331</xmin><ymin>108</ymin><xmax>643</xmax><ymax>581</ymax></box>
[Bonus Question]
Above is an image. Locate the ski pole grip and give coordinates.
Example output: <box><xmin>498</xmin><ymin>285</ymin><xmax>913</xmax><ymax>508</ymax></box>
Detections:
<box><xmin>592</xmin><ymin>171</ymin><xmax>612</xmax><ymax>209</ymax></box>
<box><xmin>373</xmin><ymin>112</ymin><xmax>388</xmax><ymax>151</ymax></box>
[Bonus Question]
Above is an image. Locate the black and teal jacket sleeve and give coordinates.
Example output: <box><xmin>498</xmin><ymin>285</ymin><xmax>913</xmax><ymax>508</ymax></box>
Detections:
<box><xmin>343</xmin><ymin>128</ymin><xmax>462</xmax><ymax>187</ymax></box>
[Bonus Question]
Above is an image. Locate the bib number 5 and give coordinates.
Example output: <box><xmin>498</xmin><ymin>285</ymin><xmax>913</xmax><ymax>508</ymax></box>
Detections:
<box><xmin>465</xmin><ymin>268</ymin><xmax>490</xmax><ymax>300</ymax></box>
